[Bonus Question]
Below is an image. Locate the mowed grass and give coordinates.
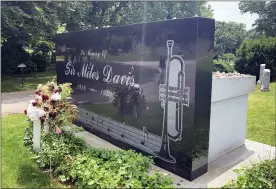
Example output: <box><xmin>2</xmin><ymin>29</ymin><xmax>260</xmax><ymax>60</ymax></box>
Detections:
<box><xmin>246</xmin><ymin>82</ymin><xmax>276</xmax><ymax>146</ymax></box>
<box><xmin>1</xmin><ymin>68</ymin><xmax>56</xmax><ymax>93</ymax></box>
<box><xmin>1</xmin><ymin>114</ymin><xmax>66</xmax><ymax>188</ymax></box>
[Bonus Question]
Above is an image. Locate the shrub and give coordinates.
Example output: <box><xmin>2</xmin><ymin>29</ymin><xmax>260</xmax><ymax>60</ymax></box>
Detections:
<box><xmin>1</xmin><ymin>40</ymin><xmax>32</xmax><ymax>74</ymax></box>
<box><xmin>25</xmin><ymin>130</ymin><xmax>174</xmax><ymax>188</ymax></box>
<box><xmin>213</xmin><ymin>59</ymin><xmax>234</xmax><ymax>73</ymax></box>
<box><xmin>235</xmin><ymin>37</ymin><xmax>276</xmax><ymax>81</ymax></box>
<box><xmin>223</xmin><ymin>159</ymin><xmax>276</xmax><ymax>188</ymax></box>
<box><xmin>31</xmin><ymin>52</ymin><xmax>49</xmax><ymax>72</ymax></box>
<box><xmin>31</xmin><ymin>40</ymin><xmax>55</xmax><ymax>72</ymax></box>
<box><xmin>33</xmin><ymin>132</ymin><xmax>86</xmax><ymax>169</ymax></box>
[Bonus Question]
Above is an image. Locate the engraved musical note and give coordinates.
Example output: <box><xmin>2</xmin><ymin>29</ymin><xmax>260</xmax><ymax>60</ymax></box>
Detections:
<box><xmin>141</xmin><ymin>127</ymin><xmax>149</xmax><ymax>145</ymax></box>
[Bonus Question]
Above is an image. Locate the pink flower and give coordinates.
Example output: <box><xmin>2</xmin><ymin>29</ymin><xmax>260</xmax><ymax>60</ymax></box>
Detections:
<box><xmin>146</xmin><ymin>106</ymin><xmax>150</xmax><ymax>110</ymax></box>
<box><xmin>55</xmin><ymin>127</ymin><xmax>62</xmax><ymax>134</ymax></box>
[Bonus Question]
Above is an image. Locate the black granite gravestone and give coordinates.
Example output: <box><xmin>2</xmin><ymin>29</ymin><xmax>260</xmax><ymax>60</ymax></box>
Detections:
<box><xmin>55</xmin><ymin>17</ymin><xmax>215</xmax><ymax>181</ymax></box>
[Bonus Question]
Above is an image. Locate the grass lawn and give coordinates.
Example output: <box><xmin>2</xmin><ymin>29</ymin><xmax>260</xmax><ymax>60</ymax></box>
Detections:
<box><xmin>1</xmin><ymin>114</ymin><xmax>66</xmax><ymax>188</ymax></box>
<box><xmin>246</xmin><ymin>82</ymin><xmax>275</xmax><ymax>146</ymax></box>
<box><xmin>1</xmin><ymin>68</ymin><xmax>57</xmax><ymax>93</ymax></box>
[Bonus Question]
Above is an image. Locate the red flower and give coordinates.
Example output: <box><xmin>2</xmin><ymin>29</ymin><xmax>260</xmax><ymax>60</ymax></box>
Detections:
<box><xmin>40</xmin><ymin>116</ymin><xmax>45</xmax><ymax>124</ymax></box>
<box><xmin>24</xmin><ymin>109</ymin><xmax>27</xmax><ymax>114</ymax></box>
<box><xmin>42</xmin><ymin>94</ymin><xmax>49</xmax><ymax>102</ymax></box>
<box><xmin>35</xmin><ymin>90</ymin><xmax>42</xmax><ymax>95</ymax></box>
<box><xmin>32</xmin><ymin>100</ymin><xmax>38</xmax><ymax>106</ymax></box>
<box><xmin>49</xmin><ymin>111</ymin><xmax>57</xmax><ymax>119</ymax></box>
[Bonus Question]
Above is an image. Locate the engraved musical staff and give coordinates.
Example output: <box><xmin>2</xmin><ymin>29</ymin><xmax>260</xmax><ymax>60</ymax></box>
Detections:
<box><xmin>77</xmin><ymin>107</ymin><xmax>162</xmax><ymax>155</ymax></box>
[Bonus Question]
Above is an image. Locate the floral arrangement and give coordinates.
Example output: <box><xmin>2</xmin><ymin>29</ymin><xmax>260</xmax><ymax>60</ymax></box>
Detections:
<box><xmin>112</xmin><ymin>83</ymin><xmax>146</xmax><ymax>121</ymax></box>
<box><xmin>24</xmin><ymin>80</ymin><xmax>78</xmax><ymax>134</ymax></box>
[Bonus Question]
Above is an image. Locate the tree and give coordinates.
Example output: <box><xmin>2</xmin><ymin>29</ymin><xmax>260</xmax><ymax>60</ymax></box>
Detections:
<box><xmin>119</xmin><ymin>1</ymin><xmax>213</xmax><ymax>25</ymax></box>
<box><xmin>1</xmin><ymin>1</ymin><xmax>214</xmax><ymax>74</ymax></box>
<box><xmin>239</xmin><ymin>1</ymin><xmax>276</xmax><ymax>37</ymax></box>
<box><xmin>245</xmin><ymin>28</ymin><xmax>265</xmax><ymax>40</ymax></box>
<box><xmin>235</xmin><ymin>37</ymin><xmax>276</xmax><ymax>81</ymax></box>
<box><xmin>214</xmin><ymin>21</ymin><xmax>247</xmax><ymax>57</ymax></box>
<box><xmin>1</xmin><ymin>1</ymin><xmax>60</xmax><ymax>44</ymax></box>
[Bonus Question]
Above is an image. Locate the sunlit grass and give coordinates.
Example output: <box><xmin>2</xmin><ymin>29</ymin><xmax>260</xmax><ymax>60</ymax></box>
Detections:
<box><xmin>1</xmin><ymin>69</ymin><xmax>56</xmax><ymax>93</ymax></box>
<box><xmin>246</xmin><ymin>82</ymin><xmax>275</xmax><ymax>146</ymax></box>
<box><xmin>1</xmin><ymin>114</ymin><xmax>67</xmax><ymax>188</ymax></box>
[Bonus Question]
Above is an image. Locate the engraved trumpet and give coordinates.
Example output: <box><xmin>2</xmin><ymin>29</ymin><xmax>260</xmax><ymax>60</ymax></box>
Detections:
<box><xmin>155</xmin><ymin>40</ymin><xmax>186</xmax><ymax>163</ymax></box>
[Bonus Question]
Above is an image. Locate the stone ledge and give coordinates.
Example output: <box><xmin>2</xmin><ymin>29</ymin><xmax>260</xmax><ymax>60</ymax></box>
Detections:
<box><xmin>211</xmin><ymin>76</ymin><xmax>256</xmax><ymax>102</ymax></box>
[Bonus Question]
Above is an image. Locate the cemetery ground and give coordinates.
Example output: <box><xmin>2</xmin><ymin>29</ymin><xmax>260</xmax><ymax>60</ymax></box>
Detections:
<box><xmin>1</xmin><ymin>81</ymin><xmax>275</xmax><ymax>188</ymax></box>
<box><xmin>1</xmin><ymin>67</ymin><xmax>56</xmax><ymax>93</ymax></box>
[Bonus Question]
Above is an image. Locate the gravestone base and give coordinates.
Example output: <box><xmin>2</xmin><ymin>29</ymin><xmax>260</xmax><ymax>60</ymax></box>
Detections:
<box><xmin>261</xmin><ymin>87</ymin><xmax>270</xmax><ymax>92</ymax></box>
<box><xmin>209</xmin><ymin>75</ymin><xmax>256</xmax><ymax>163</ymax></box>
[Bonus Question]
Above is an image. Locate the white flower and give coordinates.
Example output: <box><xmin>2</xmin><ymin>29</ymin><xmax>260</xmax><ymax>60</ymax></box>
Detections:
<box><xmin>51</xmin><ymin>92</ymin><xmax>61</xmax><ymax>101</ymax></box>
<box><xmin>37</xmin><ymin>108</ymin><xmax>46</xmax><ymax>117</ymax></box>
<box><xmin>27</xmin><ymin>106</ymin><xmax>39</xmax><ymax>121</ymax></box>
<box><xmin>134</xmin><ymin>84</ymin><xmax>140</xmax><ymax>89</ymax></box>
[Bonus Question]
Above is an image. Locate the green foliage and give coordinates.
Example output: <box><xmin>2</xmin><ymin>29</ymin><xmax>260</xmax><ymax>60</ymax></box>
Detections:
<box><xmin>1</xmin><ymin>2</ymin><xmax>59</xmax><ymax>45</ymax></box>
<box><xmin>1</xmin><ymin>40</ymin><xmax>32</xmax><ymax>74</ymax></box>
<box><xmin>239</xmin><ymin>2</ymin><xmax>276</xmax><ymax>37</ymax></box>
<box><xmin>32</xmin><ymin>132</ymin><xmax>86</xmax><ymax>169</ymax></box>
<box><xmin>30</xmin><ymin>53</ymin><xmax>48</xmax><ymax>72</ymax></box>
<box><xmin>235</xmin><ymin>37</ymin><xmax>276</xmax><ymax>81</ymax></box>
<box><xmin>213</xmin><ymin>58</ymin><xmax>234</xmax><ymax>73</ymax></box>
<box><xmin>223</xmin><ymin>159</ymin><xmax>276</xmax><ymax>188</ymax></box>
<box><xmin>24</xmin><ymin>129</ymin><xmax>173</xmax><ymax>188</ymax></box>
<box><xmin>215</xmin><ymin>21</ymin><xmax>247</xmax><ymax>57</ymax></box>
<box><xmin>119</xmin><ymin>1</ymin><xmax>213</xmax><ymax>26</ymax></box>
<box><xmin>56</xmin><ymin>148</ymin><xmax>173</xmax><ymax>188</ymax></box>
<box><xmin>23</xmin><ymin>119</ymin><xmax>33</xmax><ymax>147</ymax></box>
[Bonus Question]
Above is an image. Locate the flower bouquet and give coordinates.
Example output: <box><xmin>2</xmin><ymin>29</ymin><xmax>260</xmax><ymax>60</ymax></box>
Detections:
<box><xmin>24</xmin><ymin>80</ymin><xmax>78</xmax><ymax>150</ymax></box>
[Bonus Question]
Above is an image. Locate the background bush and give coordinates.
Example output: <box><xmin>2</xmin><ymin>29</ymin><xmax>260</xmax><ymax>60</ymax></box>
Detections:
<box><xmin>213</xmin><ymin>58</ymin><xmax>234</xmax><ymax>73</ymax></box>
<box><xmin>235</xmin><ymin>37</ymin><xmax>276</xmax><ymax>81</ymax></box>
<box><xmin>1</xmin><ymin>40</ymin><xmax>32</xmax><ymax>74</ymax></box>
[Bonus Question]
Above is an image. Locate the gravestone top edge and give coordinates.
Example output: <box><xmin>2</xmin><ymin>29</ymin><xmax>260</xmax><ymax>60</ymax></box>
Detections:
<box><xmin>55</xmin><ymin>17</ymin><xmax>215</xmax><ymax>37</ymax></box>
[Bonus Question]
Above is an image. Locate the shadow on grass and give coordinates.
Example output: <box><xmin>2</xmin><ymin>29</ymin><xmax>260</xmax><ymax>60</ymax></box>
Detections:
<box><xmin>17</xmin><ymin>164</ymin><xmax>51</xmax><ymax>188</ymax></box>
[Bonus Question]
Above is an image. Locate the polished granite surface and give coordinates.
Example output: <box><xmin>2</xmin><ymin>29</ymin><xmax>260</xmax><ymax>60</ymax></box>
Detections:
<box><xmin>55</xmin><ymin>17</ymin><xmax>215</xmax><ymax>181</ymax></box>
